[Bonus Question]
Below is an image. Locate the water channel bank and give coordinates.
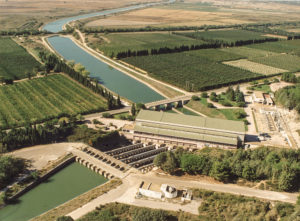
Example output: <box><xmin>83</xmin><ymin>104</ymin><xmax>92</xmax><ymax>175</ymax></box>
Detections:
<box><xmin>0</xmin><ymin>163</ymin><xmax>107</xmax><ymax>221</ymax></box>
<box><xmin>47</xmin><ymin>36</ymin><xmax>164</xmax><ymax>103</ymax></box>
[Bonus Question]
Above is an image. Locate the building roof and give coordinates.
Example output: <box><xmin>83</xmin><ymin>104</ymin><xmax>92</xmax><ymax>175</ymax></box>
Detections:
<box><xmin>134</xmin><ymin>125</ymin><xmax>237</xmax><ymax>145</ymax></box>
<box><xmin>253</xmin><ymin>91</ymin><xmax>264</xmax><ymax>99</ymax></box>
<box><xmin>136</xmin><ymin>110</ymin><xmax>245</xmax><ymax>134</ymax></box>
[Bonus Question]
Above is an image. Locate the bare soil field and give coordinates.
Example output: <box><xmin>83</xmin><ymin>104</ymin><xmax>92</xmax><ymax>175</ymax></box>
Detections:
<box><xmin>8</xmin><ymin>143</ymin><xmax>82</xmax><ymax>170</ymax></box>
<box><xmin>223</xmin><ymin>59</ymin><xmax>288</xmax><ymax>75</ymax></box>
<box><xmin>84</xmin><ymin>1</ymin><xmax>300</xmax><ymax>29</ymax></box>
<box><xmin>0</xmin><ymin>0</ymin><xmax>161</xmax><ymax>30</ymax></box>
<box><xmin>85</xmin><ymin>7</ymin><xmax>251</xmax><ymax>28</ymax></box>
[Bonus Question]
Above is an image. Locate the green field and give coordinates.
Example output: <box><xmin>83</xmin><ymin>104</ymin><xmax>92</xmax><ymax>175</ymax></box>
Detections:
<box><xmin>246</xmin><ymin>39</ymin><xmax>300</xmax><ymax>55</ymax></box>
<box><xmin>123</xmin><ymin>49</ymin><xmax>260</xmax><ymax>91</ymax></box>
<box><xmin>179</xmin><ymin>29</ymin><xmax>268</xmax><ymax>43</ymax></box>
<box><xmin>250</xmin><ymin>54</ymin><xmax>300</xmax><ymax>72</ymax></box>
<box><xmin>0</xmin><ymin>74</ymin><xmax>107</xmax><ymax>129</ymax></box>
<box><xmin>90</xmin><ymin>33</ymin><xmax>206</xmax><ymax>56</ymax></box>
<box><xmin>0</xmin><ymin>38</ymin><xmax>41</xmax><ymax>80</ymax></box>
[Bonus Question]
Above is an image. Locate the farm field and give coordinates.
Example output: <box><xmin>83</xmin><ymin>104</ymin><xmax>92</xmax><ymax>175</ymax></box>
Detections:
<box><xmin>87</xmin><ymin>32</ymin><xmax>205</xmax><ymax>56</ymax></box>
<box><xmin>123</xmin><ymin>49</ymin><xmax>261</xmax><ymax>91</ymax></box>
<box><xmin>0</xmin><ymin>74</ymin><xmax>107</xmax><ymax>129</ymax></box>
<box><xmin>0</xmin><ymin>0</ymin><xmax>161</xmax><ymax>30</ymax></box>
<box><xmin>177</xmin><ymin>29</ymin><xmax>268</xmax><ymax>43</ymax></box>
<box><xmin>83</xmin><ymin>0</ymin><xmax>300</xmax><ymax>29</ymax></box>
<box><xmin>0</xmin><ymin>38</ymin><xmax>40</xmax><ymax>80</ymax></box>
<box><xmin>220</xmin><ymin>47</ymin><xmax>278</xmax><ymax>59</ymax></box>
<box><xmin>246</xmin><ymin>39</ymin><xmax>300</xmax><ymax>55</ymax></box>
<box><xmin>223</xmin><ymin>59</ymin><xmax>288</xmax><ymax>75</ymax></box>
<box><xmin>250</xmin><ymin>54</ymin><xmax>300</xmax><ymax>72</ymax></box>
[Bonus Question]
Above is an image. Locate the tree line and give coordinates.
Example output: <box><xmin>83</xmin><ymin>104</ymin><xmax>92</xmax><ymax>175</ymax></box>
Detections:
<box><xmin>0</xmin><ymin>120</ymin><xmax>75</xmax><ymax>152</ymax></box>
<box><xmin>38</xmin><ymin>51</ymin><xmax>122</xmax><ymax>109</ymax></box>
<box><xmin>275</xmin><ymin>84</ymin><xmax>300</xmax><ymax>114</ymax></box>
<box><xmin>0</xmin><ymin>30</ymin><xmax>50</xmax><ymax>36</ymax></box>
<box><xmin>115</xmin><ymin>36</ymin><xmax>279</xmax><ymax>59</ymax></box>
<box><xmin>81</xmin><ymin>21</ymin><xmax>300</xmax><ymax>34</ymax></box>
<box><xmin>154</xmin><ymin>146</ymin><xmax>300</xmax><ymax>192</ymax></box>
<box><xmin>242</xmin><ymin>26</ymin><xmax>300</xmax><ymax>40</ymax></box>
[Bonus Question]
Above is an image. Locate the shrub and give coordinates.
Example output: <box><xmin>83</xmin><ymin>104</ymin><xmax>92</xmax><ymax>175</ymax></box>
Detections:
<box><xmin>103</xmin><ymin>113</ymin><xmax>113</xmax><ymax>118</ymax></box>
<box><xmin>191</xmin><ymin>95</ymin><xmax>200</xmax><ymax>101</ymax></box>
<box><xmin>201</xmin><ymin>92</ymin><xmax>208</xmax><ymax>98</ymax></box>
<box><xmin>207</xmin><ymin>103</ymin><xmax>214</xmax><ymax>108</ymax></box>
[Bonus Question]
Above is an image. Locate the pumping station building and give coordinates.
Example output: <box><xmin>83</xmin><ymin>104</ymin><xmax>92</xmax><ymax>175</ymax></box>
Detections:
<box><xmin>131</xmin><ymin>110</ymin><xmax>245</xmax><ymax>148</ymax></box>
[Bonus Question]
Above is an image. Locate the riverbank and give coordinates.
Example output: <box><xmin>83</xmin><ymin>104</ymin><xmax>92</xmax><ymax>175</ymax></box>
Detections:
<box><xmin>72</xmin><ymin>31</ymin><xmax>188</xmax><ymax>98</ymax></box>
<box><xmin>31</xmin><ymin>178</ymin><xmax>121</xmax><ymax>221</ymax></box>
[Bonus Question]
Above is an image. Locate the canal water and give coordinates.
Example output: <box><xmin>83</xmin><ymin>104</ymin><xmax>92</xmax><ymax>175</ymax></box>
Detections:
<box><xmin>0</xmin><ymin>163</ymin><xmax>107</xmax><ymax>221</ymax></box>
<box><xmin>47</xmin><ymin>36</ymin><xmax>164</xmax><ymax>103</ymax></box>
<box><xmin>44</xmin><ymin>1</ymin><xmax>176</xmax><ymax>103</ymax></box>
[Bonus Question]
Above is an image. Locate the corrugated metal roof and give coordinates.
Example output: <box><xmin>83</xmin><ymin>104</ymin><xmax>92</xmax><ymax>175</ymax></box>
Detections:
<box><xmin>134</xmin><ymin>125</ymin><xmax>237</xmax><ymax>146</ymax></box>
<box><xmin>136</xmin><ymin>110</ymin><xmax>245</xmax><ymax>133</ymax></box>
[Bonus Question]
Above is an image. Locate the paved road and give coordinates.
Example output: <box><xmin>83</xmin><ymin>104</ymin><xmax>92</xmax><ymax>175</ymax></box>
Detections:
<box><xmin>68</xmin><ymin>170</ymin><xmax>298</xmax><ymax>220</ymax></box>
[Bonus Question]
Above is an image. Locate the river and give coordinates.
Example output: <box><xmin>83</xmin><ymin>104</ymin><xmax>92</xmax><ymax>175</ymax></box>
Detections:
<box><xmin>44</xmin><ymin>1</ymin><xmax>176</xmax><ymax>103</ymax></box>
<box><xmin>0</xmin><ymin>163</ymin><xmax>107</xmax><ymax>221</ymax></box>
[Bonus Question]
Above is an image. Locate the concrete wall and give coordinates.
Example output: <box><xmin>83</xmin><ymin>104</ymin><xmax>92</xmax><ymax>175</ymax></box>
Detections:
<box><xmin>8</xmin><ymin>156</ymin><xmax>76</xmax><ymax>202</ymax></box>
<box><xmin>139</xmin><ymin>188</ymin><xmax>162</xmax><ymax>199</ymax></box>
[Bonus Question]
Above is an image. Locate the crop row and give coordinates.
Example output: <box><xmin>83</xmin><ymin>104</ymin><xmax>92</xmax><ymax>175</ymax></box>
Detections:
<box><xmin>0</xmin><ymin>74</ymin><xmax>107</xmax><ymax>129</ymax></box>
<box><xmin>0</xmin><ymin>38</ymin><xmax>41</xmax><ymax>80</ymax></box>
<box><xmin>123</xmin><ymin>50</ymin><xmax>261</xmax><ymax>91</ymax></box>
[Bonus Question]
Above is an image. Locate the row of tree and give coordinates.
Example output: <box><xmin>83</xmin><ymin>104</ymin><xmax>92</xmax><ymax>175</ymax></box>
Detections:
<box><xmin>0</xmin><ymin>120</ymin><xmax>75</xmax><ymax>152</ymax></box>
<box><xmin>115</xmin><ymin>37</ymin><xmax>279</xmax><ymax>59</ymax></box>
<box><xmin>275</xmin><ymin>84</ymin><xmax>300</xmax><ymax>114</ymax></box>
<box><xmin>154</xmin><ymin>146</ymin><xmax>300</xmax><ymax>192</ymax></box>
<box><xmin>0</xmin><ymin>30</ymin><xmax>50</xmax><ymax>36</ymax></box>
<box><xmin>242</xmin><ymin>26</ymin><xmax>300</xmax><ymax>40</ymax></box>
<box><xmin>38</xmin><ymin>51</ymin><xmax>122</xmax><ymax>109</ymax></box>
<box><xmin>281</xmin><ymin>72</ymin><xmax>300</xmax><ymax>83</ymax></box>
<box><xmin>81</xmin><ymin>21</ymin><xmax>300</xmax><ymax>34</ymax></box>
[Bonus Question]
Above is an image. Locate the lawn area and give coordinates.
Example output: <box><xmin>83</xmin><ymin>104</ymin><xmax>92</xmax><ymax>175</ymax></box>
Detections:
<box><xmin>186</xmin><ymin>99</ymin><xmax>247</xmax><ymax>122</ymax></box>
<box><xmin>0</xmin><ymin>38</ymin><xmax>41</xmax><ymax>80</ymax></box>
<box><xmin>249</xmin><ymin>84</ymin><xmax>271</xmax><ymax>93</ymax></box>
<box><xmin>179</xmin><ymin>29</ymin><xmax>268</xmax><ymax>43</ymax></box>
<box><xmin>112</xmin><ymin>112</ymin><xmax>131</xmax><ymax>120</ymax></box>
<box><xmin>123</xmin><ymin>49</ymin><xmax>260</xmax><ymax>91</ymax></box>
<box><xmin>0</xmin><ymin>74</ymin><xmax>107</xmax><ymax>129</ymax></box>
<box><xmin>89</xmin><ymin>32</ymin><xmax>205</xmax><ymax>57</ymax></box>
<box><xmin>186</xmin><ymin>100</ymin><xmax>225</xmax><ymax>119</ymax></box>
<box><xmin>175</xmin><ymin>107</ymin><xmax>199</xmax><ymax>116</ymax></box>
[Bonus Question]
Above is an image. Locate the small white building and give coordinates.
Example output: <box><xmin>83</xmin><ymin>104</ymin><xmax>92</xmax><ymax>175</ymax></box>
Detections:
<box><xmin>252</xmin><ymin>91</ymin><xmax>265</xmax><ymax>103</ymax></box>
<box><xmin>161</xmin><ymin>184</ymin><xmax>177</xmax><ymax>198</ymax></box>
<box><xmin>138</xmin><ymin>181</ymin><xmax>162</xmax><ymax>199</ymax></box>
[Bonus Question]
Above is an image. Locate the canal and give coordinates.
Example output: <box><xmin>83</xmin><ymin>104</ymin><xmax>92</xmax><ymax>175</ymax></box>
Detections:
<box><xmin>44</xmin><ymin>1</ymin><xmax>176</xmax><ymax>103</ymax></box>
<box><xmin>43</xmin><ymin>1</ymin><xmax>175</xmax><ymax>33</ymax></box>
<box><xmin>47</xmin><ymin>36</ymin><xmax>164</xmax><ymax>103</ymax></box>
<box><xmin>0</xmin><ymin>163</ymin><xmax>107</xmax><ymax>221</ymax></box>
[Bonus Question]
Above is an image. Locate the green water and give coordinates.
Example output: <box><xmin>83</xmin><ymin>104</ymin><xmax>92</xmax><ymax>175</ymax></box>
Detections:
<box><xmin>47</xmin><ymin>36</ymin><xmax>165</xmax><ymax>103</ymax></box>
<box><xmin>0</xmin><ymin>163</ymin><xmax>107</xmax><ymax>221</ymax></box>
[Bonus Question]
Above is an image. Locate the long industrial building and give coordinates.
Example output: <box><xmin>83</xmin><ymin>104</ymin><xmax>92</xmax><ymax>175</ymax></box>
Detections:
<box><xmin>131</xmin><ymin>110</ymin><xmax>245</xmax><ymax>148</ymax></box>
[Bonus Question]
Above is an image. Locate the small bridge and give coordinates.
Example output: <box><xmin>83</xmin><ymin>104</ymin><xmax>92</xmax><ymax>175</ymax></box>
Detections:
<box><xmin>145</xmin><ymin>95</ymin><xmax>193</xmax><ymax>109</ymax></box>
<box><xmin>72</xmin><ymin>146</ymin><xmax>133</xmax><ymax>179</ymax></box>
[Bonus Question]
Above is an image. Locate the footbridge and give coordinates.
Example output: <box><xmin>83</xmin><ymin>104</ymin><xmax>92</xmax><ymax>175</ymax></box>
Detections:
<box><xmin>145</xmin><ymin>95</ymin><xmax>193</xmax><ymax>109</ymax></box>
